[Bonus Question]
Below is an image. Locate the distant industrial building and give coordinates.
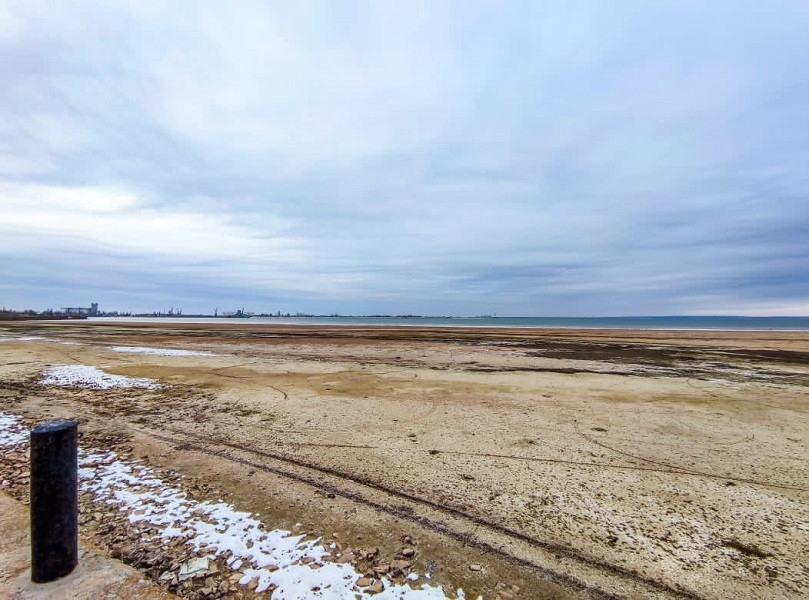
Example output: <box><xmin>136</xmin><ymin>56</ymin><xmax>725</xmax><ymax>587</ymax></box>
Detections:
<box><xmin>60</xmin><ymin>303</ymin><xmax>99</xmax><ymax>317</ymax></box>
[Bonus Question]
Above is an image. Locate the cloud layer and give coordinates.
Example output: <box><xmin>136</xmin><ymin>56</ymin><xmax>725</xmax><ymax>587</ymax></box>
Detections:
<box><xmin>2</xmin><ymin>1</ymin><xmax>808</xmax><ymax>315</ymax></box>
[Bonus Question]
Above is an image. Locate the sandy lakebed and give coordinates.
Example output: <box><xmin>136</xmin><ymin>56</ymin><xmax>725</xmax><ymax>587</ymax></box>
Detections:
<box><xmin>0</xmin><ymin>321</ymin><xmax>807</xmax><ymax>599</ymax></box>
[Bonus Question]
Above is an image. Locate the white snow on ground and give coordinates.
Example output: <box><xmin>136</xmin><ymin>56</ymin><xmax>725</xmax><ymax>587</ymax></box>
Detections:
<box><xmin>0</xmin><ymin>411</ymin><xmax>27</xmax><ymax>447</ymax></box>
<box><xmin>40</xmin><ymin>365</ymin><xmax>163</xmax><ymax>389</ymax></box>
<box><xmin>0</xmin><ymin>336</ymin><xmax>79</xmax><ymax>345</ymax></box>
<box><xmin>111</xmin><ymin>346</ymin><xmax>215</xmax><ymax>357</ymax></box>
<box><xmin>80</xmin><ymin>451</ymin><xmax>451</xmax><ymax>599</ymax></box>
<box><xmin>0</xmin><ymin>409</ymin><xmax>456</xmax><ymax>599</ymax></box>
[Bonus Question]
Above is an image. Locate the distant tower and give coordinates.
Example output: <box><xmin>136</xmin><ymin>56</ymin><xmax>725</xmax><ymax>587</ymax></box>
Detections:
<box><xmin>89</xmin><ymin>303</ymin><xmax>99</xmax><ymax>316</ymax></box>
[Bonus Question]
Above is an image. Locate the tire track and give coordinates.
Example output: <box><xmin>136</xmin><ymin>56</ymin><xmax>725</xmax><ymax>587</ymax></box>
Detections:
<box><xmin>1</xmin><ymin>379</ymin><xmax>803</xmax><ymax>492</ymax></box>
<box><xmin>266</xmin><ymin>385</ymin><xmax>288</xmax><ymax>400</ymax></box>
<box><xmin>140</xmin><ymin>425</ymin><xmax>703</xmax><ymax>600</ymax></box>
<box><xmin>573</xmin><ymin>419</ymin><xmax>686</xmax><ymax>472</ymax></box>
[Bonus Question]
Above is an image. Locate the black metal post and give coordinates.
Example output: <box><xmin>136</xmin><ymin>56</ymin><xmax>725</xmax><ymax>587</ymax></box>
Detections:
<box><xmin>30</xmin><ymin>419</ymin><xmax>79</xmax><ymax>583</ymax></box>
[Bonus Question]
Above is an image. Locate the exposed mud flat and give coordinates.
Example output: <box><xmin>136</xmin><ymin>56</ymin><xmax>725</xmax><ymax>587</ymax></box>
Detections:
<box><xmin>0</xmin><ymin>321</ymin><xmax>807</xmax><ymax>599</ymax></box>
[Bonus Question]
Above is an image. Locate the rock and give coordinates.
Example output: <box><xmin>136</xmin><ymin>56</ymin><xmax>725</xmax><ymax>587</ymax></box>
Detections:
<box><xmin>390</xmin><ymin>560</ymin><xmax>411</xmax><ymax>572</ymax></box>
<box><xmin>469</xmin><ymin>563</ymin><xmax>482</xmax><ymax>572</ymax></box>
<box><xmin>367</xmin><ymin>579</ymin><xmax>385</xmax><ymax>594</ymax></box>
<box><xmin>178</xmin><ymin>557</ymin><xmax>210</xmax><ymax>581</ymax></box>
<box><xmin>229</xmin><ymin>573</ymin><xmax>244</xmax><ymax>583</ymax></box>
<box><xmin>357</xmin><ymin>577</ymin><xmax>374</xmax><ymax>587</ymax></box>
<box><xmin>158</xmin><ymin>571</ymin><xmax>175</xmax><ymax>585</ymax></box>
<box><xmin>401</xmin><ymin>547</ymin><xmax>416</xmax><ymax>557</ymax></box>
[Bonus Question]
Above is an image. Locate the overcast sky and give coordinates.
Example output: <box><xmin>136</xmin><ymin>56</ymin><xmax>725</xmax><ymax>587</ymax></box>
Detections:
<box><xmin>2</xmin><ymin>1</ymin><xmax>808</xmax><ymax>316</ymax></box>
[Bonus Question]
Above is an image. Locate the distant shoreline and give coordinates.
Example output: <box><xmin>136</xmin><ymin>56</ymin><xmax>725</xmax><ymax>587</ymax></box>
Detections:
<box><xmin>0</xmin><ymin>313</ymin><xmax>86</xmax><ymax>322</ymax></box>
<box><xmin>79</xmin><ymin>314</ymin><xmax>809</xmax><ymax>332</ymax></box>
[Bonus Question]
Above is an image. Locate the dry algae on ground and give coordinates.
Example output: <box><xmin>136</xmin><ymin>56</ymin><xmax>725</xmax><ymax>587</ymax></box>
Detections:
<box><xmin>0</xmin><ymin>321</ymin><xmax>807</xmax><ymax>599</ymax></box>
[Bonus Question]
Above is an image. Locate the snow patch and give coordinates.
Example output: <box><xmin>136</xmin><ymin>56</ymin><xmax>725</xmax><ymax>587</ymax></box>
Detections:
<box><xmin>79</xmin><ymin>452</ymin><xmax>445</xmax><ymax>600</ymax></box>
<box><xmin>111</xmin><ymin>346</ymin><xmax>215</xmax><ymax>357</ymax></box>
<box><xmin>0</xmin><ymin>411</ymin><xmax>27</xmax><ymax>447</ymax></box>
<box><xmin>79</xmin><ymin>451</ymin><xmax>451</xmax><ymax>599</ymax></box>
<box><xmin>40</xmin><ymin>365</ymin><xmax>163</xmax><ymax>389</ymax></box>
<box><xmin>0</xmin><ymin>409</ymin><xmax>454</xmax><ymax>599</ymax></box>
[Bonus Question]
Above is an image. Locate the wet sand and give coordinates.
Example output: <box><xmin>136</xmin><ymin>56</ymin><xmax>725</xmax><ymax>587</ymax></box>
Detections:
<box><xmin>1</xmin><ymin>321</ymin><xmax>807</xmax><ymax>599</ymax></box>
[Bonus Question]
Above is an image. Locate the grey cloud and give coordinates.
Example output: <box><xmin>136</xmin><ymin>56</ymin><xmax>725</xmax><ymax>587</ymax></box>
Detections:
<box><xmin>1</xmin><ymin>1</ymin><xmax>808</xmax><ymax>315</ymax></box>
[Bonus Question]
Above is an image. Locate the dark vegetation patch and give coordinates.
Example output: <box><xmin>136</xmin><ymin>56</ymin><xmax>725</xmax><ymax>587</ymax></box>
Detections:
<box><xmin>518</xmin><ymin>340</ymin><xmax>809</xmax><ymax>368</ymax></box>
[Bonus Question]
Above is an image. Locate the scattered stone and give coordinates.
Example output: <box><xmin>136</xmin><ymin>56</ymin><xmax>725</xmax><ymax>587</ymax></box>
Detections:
<box><xmin>158</xmin><ymin>570</ymin><xmax>175</xmax><ymax>585</ymax></box>
<box><xmin>401</xmin><ymin>547</ymin><xmax>416</xmax><ymax>557</ymax></box>
<box><xmin>178</xmin><ymin>557</ymin><xmax>210</xmax><ymax>581</ymax></box>
<box><xmin>356</xmin><ymin>577</ymin><xmax>374</xmax><ymax>587</ymax></box>
<box><xmin>390</xmin><ymin>559</ymin><xmax>411</xmax><ymax>573</ymax></box>
<box><xmin>367</xmin><ymin>579</ymin><xmax>385</xmax><ymax>594</ymax></box>
<box><xmin>469</xmin><ymin>563</ymin><xmax>482</xmax><ymax>572</ymax></box>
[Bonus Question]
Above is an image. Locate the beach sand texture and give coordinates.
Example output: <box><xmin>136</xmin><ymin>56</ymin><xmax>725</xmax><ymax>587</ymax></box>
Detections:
<box><xmin>0</xmin><ymin>321</ymin><xmax>807</xmax><ymax>599</ymax></box>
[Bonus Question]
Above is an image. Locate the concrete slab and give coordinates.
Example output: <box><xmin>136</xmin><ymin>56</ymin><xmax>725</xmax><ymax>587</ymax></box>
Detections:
<box><xmin>0</xmin><ymin>491</ymin><xmax>173</xmax><ymax>599</ymax></box>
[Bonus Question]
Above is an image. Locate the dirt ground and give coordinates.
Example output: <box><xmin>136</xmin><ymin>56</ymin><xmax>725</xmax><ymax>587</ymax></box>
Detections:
<box><xmin>0</xmin><ymin>321</ymin><xmax>807</xmax><ymax>599</ymax></box>
<box><xmin>0</xmin><ymin>491</ymin><xmax>172</xmax><ymax>599</ymax></box>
